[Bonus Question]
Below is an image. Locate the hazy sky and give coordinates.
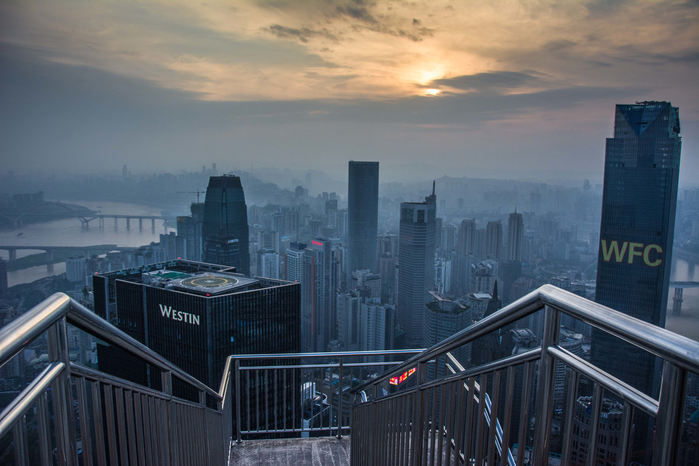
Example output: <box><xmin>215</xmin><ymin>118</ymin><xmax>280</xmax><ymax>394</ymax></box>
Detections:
<box><xmin>1</xmin><ymin>0</ymin><xmax>697</xmax><ymax>184</ymax></box>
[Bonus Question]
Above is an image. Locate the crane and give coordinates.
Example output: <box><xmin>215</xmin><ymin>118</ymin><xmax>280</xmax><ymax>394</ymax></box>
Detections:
<box><xmin>177</xmin><ymin>189</ymin><xmax>205</xmax><ymax>203</ymax></box>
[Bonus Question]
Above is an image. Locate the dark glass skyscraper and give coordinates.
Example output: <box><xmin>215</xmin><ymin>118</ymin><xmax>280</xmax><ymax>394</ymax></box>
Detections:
<box><xmin>203</xmin><ymin>175</ymin><xmax>250</xmax><ymax>275</ymax></box>
<box><xmin>348</xmin><ymin>161</ymin><xmax>379</xmax><ymax>274</ymax></box>
<box><xmin>397</xmin><ymin>183</ymin><xmax>437</xmax><ymax>348</ymax></box>
<box><xmin>593</xmin><ymin>102</ymin><xmax>681</xmax><ymax>400</ymax></box>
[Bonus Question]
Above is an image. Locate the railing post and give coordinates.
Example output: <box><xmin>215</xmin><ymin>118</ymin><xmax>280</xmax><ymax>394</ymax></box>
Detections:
<box><xmin>337</xmin><ymin>356</ymin><xmax>344</xmax><ymax>439</ymax></box>
<box><xmin>161</xmin><ymin>370</ymin><xmax>174</xmax><ymax>466</ymax></box>
<box><xmin>235</xmin><ymin>359</ymin><xmax>243</xmax><ymax>443</ymax></box>
<box><xmin>12</xmin><ymin>416</ymin><xmax>28</xmax><ymax>466</ymax></box>
<box><xmin>653</xmin><ymin>361</ymin><xmax>686</xmax><ymax>466</ymax></box>
<box><xmin>47</xmin><ymin>318</ymin><xmax>78</xmax><ymax>466</ymax></box>
<box><xmin>532</xmin><ymin>305</ymin><xmax>559</xmax><ymax>466</ymax></box>
<box><xmin>411</xmin><ymin>362</ymin><xmax>426</xmax><ymax>466</ymax></box>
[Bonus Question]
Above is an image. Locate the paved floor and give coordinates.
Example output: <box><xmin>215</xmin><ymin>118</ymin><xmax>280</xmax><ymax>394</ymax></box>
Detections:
<box><xmin>229</xmin><ymin>437</ymin><xmax>351</xmax><ymax>466</ymax></box>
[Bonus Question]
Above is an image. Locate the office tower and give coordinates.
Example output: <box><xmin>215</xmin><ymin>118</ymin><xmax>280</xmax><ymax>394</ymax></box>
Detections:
<box><xmin>351</xmin><ymin>269</ymin><xmax>382</xmax><ymax>298</ymax></box>
<box><xmin>507</xmin><ymin>210</ymin><xmax>524</xmax><ymax>262</ymax></box>
<box><xmin>472</xmin><ymin>283</ymin><xmax>504</xmax><ymax>367</ymax></box>
<box><xmin>257</xmin><ymin>248</ymin><xmax>279</xmax><ymax>279</ymax></box>
<box><xmin>359</xmin><ymin>301</ymin><xmax>394</xmax><ymax>358</ymax></box>
<box><xmin>336</xmin><ymin>290</ymin><xmax>362</xmax><ymax>351</ymax></box>
<box><xmin>285</xmin><ymin>242</ymin><xmax>306</xmax><ymax>282</ymax></box>
<box><xmin>204</xmin><ymin>236</ymin><xmax>240</xmax><ymax>269</ymax></box>
<box><xmin>470</xmin><ymin>260</ymin><xmax>498</xmax><ymax>295</ymax></box>
<box><xmin>396</xmin><ymin>183</ymin><xmax>437</xmax><ymax>348</ymax></box>
<box><xmin>302</xmin><ymin>238</ymin><xmax>336</xmax><ymax>352</ymax></box>
<box><xmin>348</xmin><ymin>161</ymin><xmax>379</xmax><ymax>274</ymax></box>
<box><xmin>441</xmin><ymin>223</ymin><xmax>457</xmax><ymax>252</ymax></box>
<box><xmin>500</xmin><ymin>260</ymin><xmax>522</xmax><ymax>305</ymax></box>
<box><xmin>203</xmin><ymin>175</ymin><xmax>250</xmax><ymax>275</ymax></box>
<box><xmin>0</xmin><ymin>258</ymin><xmax>8</xmax><ymax>297</ymax></box>
<box><xmin>160</xmin><ymin>231</ymin><xmax>186</xmax><ymax>261</ymax></box>
<box><xmin>592</xmin><ymin>102</ymin><xmax>681</xmax><ymax>397</ymax></box>
<box><xmin>325</xmin><ymin>199</ymin><xmax>338</xmax><ymax>227</ymax></box>
<box><xmin>457</xmin><ymin>219</ymin><xmax>477</xmax><ymax>256</ymax></box>
<box><xmin>92</xmin><ymin>259</ymin><xmax>300</xmax><ymax>390</ymax></box>
<box><xmin>485</xmin><ymin>220</ymin><xmax>503</xmax><ymax>260</ymax></box>
<box><xmin>177</xmin><ymin>203</ymin><xmax>204</xmax><ymax>261</ymax></box>
<box><xmin>592</xmin><ymin>102</ymin><xmax>681</xmax><ymax>461</ymax></box>
<box><xmin>423</xmin><ymin>292</ymin><xmax>472</xmax><ymax>367</ymax></box>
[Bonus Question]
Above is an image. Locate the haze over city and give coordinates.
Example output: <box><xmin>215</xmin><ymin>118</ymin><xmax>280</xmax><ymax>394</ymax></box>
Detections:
<box><xmin>1</xmin><ymin>2</ymin><xmax>699</xmax><ymax>466</ymax></box>
<box><xmin>1</xmin><ymin>0</ymin><xmax>697</xmax><ymax>183</ymax></box>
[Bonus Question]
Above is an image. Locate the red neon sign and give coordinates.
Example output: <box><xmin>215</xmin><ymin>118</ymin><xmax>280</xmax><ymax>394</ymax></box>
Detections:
<box><xmin>389</xmin><ymin>367</ymin><xmax>417</xmax><ymax>386</ymax></box>
<box><xmin>312</xmin><ymin>240</ymin><xmax>324</xmax><ymax>247</ymax></box>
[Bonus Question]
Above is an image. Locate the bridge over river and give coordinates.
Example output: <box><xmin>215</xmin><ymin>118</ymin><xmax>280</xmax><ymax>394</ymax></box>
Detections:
<box><xmin>0</xmin><ymin>201</ymin><xmax>173</xmax><ymax>231</ymax></box>
<box><xmin>0</xmin><ymin>244</ymin><xmax>136</xmax><ymax>272</ymax></box>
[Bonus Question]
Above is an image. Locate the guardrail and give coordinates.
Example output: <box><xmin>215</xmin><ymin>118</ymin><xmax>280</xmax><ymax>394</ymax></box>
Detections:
<box><xmin>227</xmin><ymin>349</ymin><xmax>424</xmax><ymax>442</ymax></box>
<box><xmin>0</xmin><ymin>292</ymin><xmax>229</xmax><ymax>466</ymax></box>
<box><xmin>351</xmin><ymin>284</ymin><xmax>699</xmax><ymax>466</ymax></box>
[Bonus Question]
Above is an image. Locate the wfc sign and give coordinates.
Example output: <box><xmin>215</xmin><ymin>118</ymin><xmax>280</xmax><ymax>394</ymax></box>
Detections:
<box><xmin>601</xmin><ymin>240</ymin><xmax>663</xmax><ymax>267</ymax></box>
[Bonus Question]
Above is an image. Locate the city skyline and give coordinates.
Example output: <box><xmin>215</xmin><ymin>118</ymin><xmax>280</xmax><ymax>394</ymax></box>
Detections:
<box><xmin>1</xmin><ymin>1</ymin><xmax>697</xmax><ymax>183</ymax></box>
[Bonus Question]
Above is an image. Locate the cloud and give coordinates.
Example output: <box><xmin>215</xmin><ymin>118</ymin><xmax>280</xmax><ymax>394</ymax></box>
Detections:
<box><xmin>262</xmin><ymin>24</ymin><xmax>339</xmax><ymax>43</ymax></box>
<box><xmin>431</xmin><ymin>71</ymin><xmax>544</xmax><ymax>93</ymax></box>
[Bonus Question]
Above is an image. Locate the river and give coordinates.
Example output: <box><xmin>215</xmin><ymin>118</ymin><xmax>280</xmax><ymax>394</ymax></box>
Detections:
<box><xmin>0</xmin><ymin>200</ymin><xmax>178</xmax><ymax>286</ymax></box>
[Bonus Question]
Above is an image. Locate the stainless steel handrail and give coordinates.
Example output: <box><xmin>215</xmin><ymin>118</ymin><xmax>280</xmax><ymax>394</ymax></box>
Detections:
<box><xmin>352</xmin><ymin>284</ymin><xmax>699</xmax><ymax>393</ymax></box>
<box><xmin>0</xmin><ymin>292</ymin><xmax>227</xmax><ymax>466</ymax></box>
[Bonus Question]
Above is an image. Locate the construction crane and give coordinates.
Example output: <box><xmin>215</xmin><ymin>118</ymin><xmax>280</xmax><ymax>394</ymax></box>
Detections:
<box><xmin>176</xmin><ymin>189</ymin><xmax>205</xmax><ymax>203</ymax></box>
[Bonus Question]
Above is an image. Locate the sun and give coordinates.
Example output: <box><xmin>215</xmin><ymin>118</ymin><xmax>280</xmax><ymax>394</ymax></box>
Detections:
<box><xmin>425</xmin><ymin>89</ymin><xmax>440</xmax><ymax>96</ymax></box>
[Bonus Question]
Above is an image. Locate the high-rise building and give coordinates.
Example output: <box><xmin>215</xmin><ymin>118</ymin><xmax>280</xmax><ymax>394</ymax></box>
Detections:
<box><xmin>423</xmin><ymin>292</ymin><xmax>472</xmax><ymax>367</ymax></box>
<box><xmin>285</xmin><ymin>242</ymin><xmax>306</xmax><ymax>282</ymax></box>
<box><xmin>0</xmin><ymin>258</ymin><xmax>8</xmax><ymax>297</ymax></box>
<box><xmin>302</xmin><ymin>238</ymin><xmax>336</xmax><ymax>352</ymax></box>
<box><xmin>506</xmin><ymin>210</ymin><xmax>524</xmax><ymax>262</ymax></box>
<box><xmin>457</xmin><ymin>219</ymin><xmax>477</xmax><ymax>256</ymax></box>
<box><xmin>592</xmin><ymin>102</ymin><xmax>681</xmax><ymax>460</ymax></box>
<box><xmin>256</xmin><ymin>248</ymin><xmax>279</xmax><ymax>279</ymax></box>
<box><xmin>348</xmin><ymin>161</ymin><xmax>379</xmax><ymax>274</ymax></box>
<box><xmin>485</xmin><ymin>220</ymin><xmax>503</xmax><ymax>261</ymax></box>
<box><xmin>592</xmin><ymin>102</ymin><xmax>681</xmax><ymax>397</ymax></box>
<box><xmin>203</xmin><ymin>175</ymin><xmax>250</xmax><ymax>275</ymax></box>
<box><xmin>92</xmin><ymin>259</ymin><xmax>300</xmax><ymax>394</ymax></box>
<box><xmin>396</xmin><ymin>183</ymin><xmax>437</xmax><ymax>348</ymax></box>
<box><xmin>177</xmin><ymin>203</ymin><xmax>204</xmax><ymax>261</ymax></box>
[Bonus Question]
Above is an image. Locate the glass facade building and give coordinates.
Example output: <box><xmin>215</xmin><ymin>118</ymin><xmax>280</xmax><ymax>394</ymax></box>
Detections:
<box><xmin>396</xmin><ymin>185</ymin><xmax>437</xmax><ymax>348</ymax></box>
<box><xmin>348</xmin><ymin>161</ymin><xmax>379</xmax><ymax>275</ymax></box>
<box><xmin>592</xmin><ymin>101</ymin><xmax>681</xmax><ymax>399</ymax></box>
<box><xmin>93</xmin><ymin>260</ymin><xmax>300</xmax><ymax>419</ymax></box>
<box><xmin>203</xmin><ymin>175</ymin><xmax>250</xmax><ymax>275</ymax></box>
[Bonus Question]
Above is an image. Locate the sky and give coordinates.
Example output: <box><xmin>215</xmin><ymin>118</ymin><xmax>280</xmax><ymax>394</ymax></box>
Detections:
<box><xmin>1</xmin><ymin>0</ymin><xmax>697</xmax><ymax>184</ymax></box>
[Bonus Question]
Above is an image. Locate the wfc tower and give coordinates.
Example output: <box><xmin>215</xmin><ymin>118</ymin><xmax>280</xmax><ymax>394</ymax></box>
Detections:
<box><xmin>593</xmin><ymin>101</ymin><xmax>681</xmax><ymax>398</ymax></box>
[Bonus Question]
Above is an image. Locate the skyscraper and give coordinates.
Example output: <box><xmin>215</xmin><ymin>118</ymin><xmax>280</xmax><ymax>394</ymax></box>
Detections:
<box><xmin>506</xmin><ymin>210</ymin><xmax>524</xmax><ymax>262</ymax></box>
<box><xmin>457</xmin><ymin>219</ymin><xmax>477</xmax><ymax>256</ymax></box>
<box><xmin>302</xmin><ymin>238</ymin><xmax>336</xmax><ymax>352</ymax></box>
<box><xmin>203</xmin><ymin>175</ymin><xmax>250</xmax><ymax>275</ymax></box>
<box><xmin>593</xmin><ymin>101</ymin><xmax>681</xmax><ymax>396</ymax></box>
<box><xmin>93</xmin><ymin>260</ymin><xmax>300</xmax><ymax>389</ymax></box>
<box><xmin>397</xmin><ymin>183</ymin><xmax>437</xmax><ymax>348</ymax></box>
<box><xmin>485</xmin><ymin>220</ymin><xmax>503</xmax><ymax>261</ymax></box>
<box><xmin>592</xmin><ymin>102</ymin><xmax>681</xmax><ymax>460</ymax></box>
<box><xmin>348</xmin><ymin>161</ymin><xmax>379</xmax><ymax>274</ymax></box>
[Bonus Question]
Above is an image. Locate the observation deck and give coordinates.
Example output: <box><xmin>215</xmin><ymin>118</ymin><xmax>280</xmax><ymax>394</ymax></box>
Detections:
<box><xmin>1</xmin><ymin>285</ymin><xmax>697</xmax><ymax>465</ymax></box>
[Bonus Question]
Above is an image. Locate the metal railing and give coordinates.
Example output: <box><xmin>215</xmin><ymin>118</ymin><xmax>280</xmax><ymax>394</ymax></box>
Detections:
<box><xmin>351</xmin><ymin>284</ymin><xmax>699</xmax><ymax>466</ymax></box>
<box><xmin>0</xmin><ymin>293</ymin><xmax>231</xmax><ymax>466</ymax></box>
<box><xmin>227</xmin><ymin>349</ymin><xmax>423</xmax><ymax>442</ymax></box>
